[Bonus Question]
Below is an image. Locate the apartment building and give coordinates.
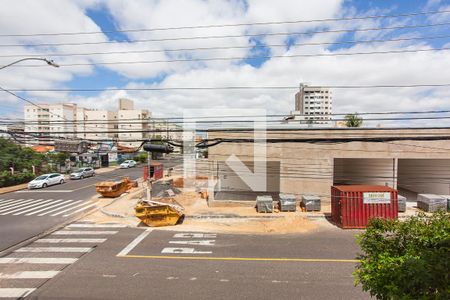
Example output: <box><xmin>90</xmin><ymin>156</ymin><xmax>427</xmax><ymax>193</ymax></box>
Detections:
<box><xmin>117</xmin><ymin>98</ymin><xmax>150</xmax><ymax>148</ymax></box>
<box><xmin>84</xmin><ymin>109</ymin><xmax>118</xmax><ymax>141</ymax></box>
<box><xmin>24</xmin><ymin>103</ymin><xmax>78</xmax><ymax>144</ymax></box>
<box><xmin>291</xmin><ymin>83</ymin><xmax>332</xmax><ymax>123</ymax></box>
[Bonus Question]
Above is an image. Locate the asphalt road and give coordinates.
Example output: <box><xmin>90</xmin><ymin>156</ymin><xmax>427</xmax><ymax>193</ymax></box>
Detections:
<box><xmin>0</xmin><ymin>156</ymin><xmax>184</xmax><ymax>254</ymax></box>
<box><xmin>0</xmin><ymin>166</ymin><xmax>144</xmax><ymax>254</ymax></box>
<box><xmin>27</xmin><ymin>227</ymin><xmax>370</xmax><ymax>300</ymax></box>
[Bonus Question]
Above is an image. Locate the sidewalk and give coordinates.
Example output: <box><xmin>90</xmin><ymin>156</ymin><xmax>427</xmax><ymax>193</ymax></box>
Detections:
<box><xmin>0</xmin><ymin>166</ymin><xmax>118</xmax><ymax>195</ymax></box>
<box><xmin>81</xmin><ymin>186</ymin><xmax>335</xmax><ymax>234</ymax></box>
<box><xmin>0</xmin><ymin>183</ymin><xmax>29</xmax><ymax>195</ymax></box>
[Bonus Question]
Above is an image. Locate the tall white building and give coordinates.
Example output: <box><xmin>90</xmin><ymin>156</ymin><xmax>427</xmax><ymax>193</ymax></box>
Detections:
<box><xmin>24</xmin><ymin>99</ymin><xmax>150</xmax><ymax>148</ymax></box>
<box><xmin>24</xmin><ymin>103</ymin><xmax>78</xmax><ymax>144</ymax></box>
<box><xmin>117</xmin><ymin>98</ymin><xmax>150</xmax><ymax>148</ymax></box>
<box><xmin>292</xmin><ymin>83</ymin><xmax>332</xmax><ymax>123</ymax></box>
<box><xmin>84</xmin><ymin>109</ymin><xmax>118</xmax><ymax>141</ymax></box>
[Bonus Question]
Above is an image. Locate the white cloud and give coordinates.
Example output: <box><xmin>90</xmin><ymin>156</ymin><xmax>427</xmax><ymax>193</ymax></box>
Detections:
<box><xmin>0</xmin><ymin>0</ymin><xmax>449</xmax><ymax>129</ymax></box>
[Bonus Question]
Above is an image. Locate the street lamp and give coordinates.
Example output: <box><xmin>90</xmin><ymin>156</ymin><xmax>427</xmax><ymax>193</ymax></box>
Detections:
<box><xmin>0</xmin><ymin>57</ymin><xmax>59</xmax><ymax>71</ymax></box>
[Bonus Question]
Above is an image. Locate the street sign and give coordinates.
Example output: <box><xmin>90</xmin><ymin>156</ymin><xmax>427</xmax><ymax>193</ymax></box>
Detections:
<box><xmin>363</xmin><ymin>192</ymin><xmax>391</xmax><ymax>204</ymax></box>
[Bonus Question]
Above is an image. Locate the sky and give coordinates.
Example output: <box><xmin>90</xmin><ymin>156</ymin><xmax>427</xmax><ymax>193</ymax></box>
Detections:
<box><xmin>0</xmin><ymin>0</ymin><xmax>449</xmax><ymax>125</ymax></box>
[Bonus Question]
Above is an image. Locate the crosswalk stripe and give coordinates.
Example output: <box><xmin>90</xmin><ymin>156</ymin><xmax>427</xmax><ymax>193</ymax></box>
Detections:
<box><xmin>12</xmin><ymin>199</ymin><xmax>58</xmax><ymax>215</ymax></box>
<box><xmin>0</xmin><ymin>198</ymin><xmax>23</xmax><ymax>209</ymax></box>
<box><xmin>51</xmin><ymin>201</ymin><xmax>95</xmax><ymax>216</ymax></box>
<box><xmin>36</xmin><ymin>238</ymin><xmax>107</xmax><ymax>243</ymax></box>
<box><xmin>0</xmin><ymin>199</ymin><xmax>44</xmax><ymax>215</ymax></box>
<box><xmin>25</xmin><ymin>199</ymin><xmax>66</xmax><ymax>216</ymax></box>
<box><xmin>0</xmin><ymin>198</ymin><xmax>33</xmax><ymax>212</ymax></box>
<box><xmin>62</xmin><ymin>202</ymin><xmax>98</xmax><ymax>217</ymax></box>
<box><xmin>0</xmin><ymin>271</ymin><xmax>60</xmax><ymax>279</ymax></box>
<box><xmin>53</xmin><ymin>230</ymin><xmax>118</xmax><ymax>235</ymax></box>
<box><xmin>37</xmin><ymin>200</ymin><xmax>80</xmax><ymax>216</ymax></box>
<box><xmin>1</xmin><ymin>199</ymin><xmax>52</xmax><ymax>215</ymax></box>
<box><xmin>0</xmin><ymin>288</ymin><xmax>36</xmax><ymax>298</ymax></box>
<box><xmin>0</xmin><ymin>257</ymin><xmax>78</xmax><ymax>264</ymax></box>
<box><xmin>15</xmin><ymin>247</ymin><xmax>93</xmax><ymax>253</ymax></box>
<box><xmin>67</xmin><ymin>224</ymin><xmax>127</xmax><ymax>228</ymax></box>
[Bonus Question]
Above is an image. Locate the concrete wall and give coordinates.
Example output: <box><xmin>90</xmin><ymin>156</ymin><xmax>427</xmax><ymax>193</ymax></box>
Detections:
<box><xmin>208</xmin><ymin>128</ymin><xmax>450</xmax><ymax>202</ymax></box>
<box><xmin>334</xmin><ymin>158</ymin><xmax>396</xmax><ymax>188</ymax></box>
<box><xmin>398</xmin><ymin>159</ymin><xmax>450</xmax><ymax>195</ymax></box>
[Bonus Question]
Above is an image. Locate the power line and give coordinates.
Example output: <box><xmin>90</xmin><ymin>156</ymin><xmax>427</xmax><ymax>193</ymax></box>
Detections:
<box><xmin>3</xmin><ymin>34</ymin><xmax>450</xmax><ymax>59</ymax></box>
<box><xmin>10</xmin><ymin>47</ymin><xmax>450</xmax><ymax>68</ymax></box>
<box><xmin>3</xmin><ymin>84</ymin><xmax>450</xmax><ymax>92</ymax></box>
<box><xmin>2</xmin><ymin>21</ymin><xmax>450</xmax><ymax>48</ymax></box>
<box><xmin>5</xmin><ymin>113</ymin><xmax>450</xmax><ymax>125</ymax></box>
<box><xmin>1</xmin><ymin>9</ymin><xmax>449</xmax><ymax>37</ymax></box>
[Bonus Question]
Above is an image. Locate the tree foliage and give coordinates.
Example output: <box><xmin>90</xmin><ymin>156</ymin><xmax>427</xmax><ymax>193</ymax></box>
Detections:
<box><xmin>345</xmin><ymin>113</ymin><xmax>363</xmax><ymax>127</ymax></box>
<box><xmin>0</xmin><ymin>138</ymin><xmax>45</xmax><ymax>172</ymax></box>
<box><xmin>354</xmin><ymin>211</ymin><xmax>450</xmax><ymax>300</ymax></box>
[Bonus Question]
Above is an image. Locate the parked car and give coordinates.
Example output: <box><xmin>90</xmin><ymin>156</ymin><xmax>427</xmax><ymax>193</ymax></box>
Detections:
<box><xmin>120</xmin><ymin>160</ymin><xmax>137</xmax><ymax>169</ymax></box>
<box><xmin>70</xmin><ymin>167</ymin><xmax>95</xmax><ymax>180</ymax></box>
<box><xmin>27</xmin><ymin>173</ymin><xmax>65</xmax><ymax>189</ymax></box>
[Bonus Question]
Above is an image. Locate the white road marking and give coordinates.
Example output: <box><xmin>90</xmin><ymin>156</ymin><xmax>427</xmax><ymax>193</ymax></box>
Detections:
<box><xmin>13</xmin><ymin>199</ymin><xmax>59</xmax><ymax>215</ymax></box>
<box><xmin>0</xmin><ymin>199</ymin><xmax>44</xmax><ymax>215</ymax></box>
<box><xmin>0</xmin><ymin>198</ymin><xmax>24</xmax><ymax>208</ymax></box>
<box><xmin>67</xmin><ymin>224</ymin><xmax>127</xmax><ymax>228</ymax></box>
<box><xmin>62</xmin><ymin>202</ymin><xmax>98</xmax><ymax>217</ymax></box>
<box><xmin>161</xmin><ymin>248</ymin><xmax>212</xmax><ymax>254</ymax></box>
<box><xmin>51</xmin><ymin>201</ymin><xmax>94</xmax><ymax>216</ymax></box>
<box><xmin>117</xmin><ymin>228</ymin><xmax>153</xmax><ymax>257</ymax></box>
<box><xmin>0</xmin><ymin>271</ymin><xmax>60</xmax><ymax>279</ymax></box>
<box><xmin>169</xmin><ymin>240</ymin><xmax>216</xmax><ymax>246</ymax></box>
<box><xmin>0</xmin><ymin>257</ymin><xmax>77</xmax><ymax>264</ymax></box>
<box><xmin>15</xmin><ymin>247</ymin><xmax>93</xmax><ymax>253</ymax></box>
<box><xmin>25</xmin><ymin>199</ymin><xmax>66</xmax><ymax>215</ymax></box>
<box><xmin>4</xmin><ymin>199</ymin><xmax>53</xmax><ymax>215</ymax></box>
<box><xmin>0</xmin><ymin>288</ymin><xmax>36</xmax><ymax>298</ymax></box>
<box><xmin>36</xmin><ymin>238</ymin><xmax>107</xmax><ymax>243</ymax></box>
<box><xmin>0</xmin><ymin>198</ymin><xmax>38</xmax><ymax>213</ymax></box>
<box><xmin>16</xmin><ymin>190</ymin><xmax>74</xmax><ymax>193</ymax></box>
<box><xmin>173</xmin><ymin>233</ymin><xmax>217</xmax><ymax>238</ymax></box>
<box><xmin>37</xmin><ymin>200</ymin><xmax>80</xmax><ymax>216</ymax></box>
<box><xmin>53</xmin><ymin>230</ymin><xmax>118</xmax><ymax>235</ymax></box>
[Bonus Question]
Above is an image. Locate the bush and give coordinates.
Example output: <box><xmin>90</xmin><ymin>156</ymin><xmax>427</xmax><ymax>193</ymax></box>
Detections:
<box><xmin>354</xmin><ymin>211</ymin><xmax>450</xmax><ymax>300</ymax></box>
<box><xmin>0</xmin><ymin>172</ymin><xmax>35</xmax><ymax>188</ymax></box>
<box><xmin>134</xmin><ymin>153</ymin><xmax>148</xmax><ymax>163</ymax></box>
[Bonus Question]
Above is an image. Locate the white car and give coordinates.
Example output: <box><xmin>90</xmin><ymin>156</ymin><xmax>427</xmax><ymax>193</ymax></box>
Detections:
<box><xmin>28</xmin><ymin>173</ymin><xmax>65</xmax><ymax>189</ymax></box>
<box><xmin>120</xmin><ymin>160</ymin><xmax>137</xmax><ymax>169</ymax></box>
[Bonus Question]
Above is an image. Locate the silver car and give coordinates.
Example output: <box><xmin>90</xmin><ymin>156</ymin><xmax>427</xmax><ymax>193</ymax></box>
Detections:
<box><xmin>70</xmin><ymin>167</ymin><xmax>95</xmax><ymax>180</ymax></box>
<box><xmin>28</xmin><ymin>173</ymin><xmax>65</xmax><ymax>189</ymax></box>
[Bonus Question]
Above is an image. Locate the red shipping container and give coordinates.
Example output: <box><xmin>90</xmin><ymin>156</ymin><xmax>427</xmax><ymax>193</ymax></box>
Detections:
<box><xmin>331</xmin><ymin>185</ymin><xmax>398</xmax><ymax>229</ymax></box>
<box><xmin>143</xmin><ymin>163</ymin><xmax>164</xmax><ymax>181</ymax></box>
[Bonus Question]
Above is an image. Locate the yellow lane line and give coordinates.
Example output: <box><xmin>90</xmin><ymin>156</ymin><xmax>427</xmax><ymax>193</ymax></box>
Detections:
<box><xmin>118</xmin><ymin>254</ymin><xmax>359</xmax><ymax>263</ymax></box>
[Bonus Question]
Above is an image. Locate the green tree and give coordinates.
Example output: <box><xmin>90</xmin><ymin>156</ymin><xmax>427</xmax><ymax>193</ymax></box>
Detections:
<box><xmin>0</xmin><ymin>138</ymin><xmax>45</xmax><ymax>172</ymax></box>
<box><xmin>345</xmin><ymin>113</ymin><xmax>363</xmax><ymax>127</ymax></box>
<box><xmin>354</xmin><ymin>211</ymin><xmax>450</xmax><ymax>300</ymax></box>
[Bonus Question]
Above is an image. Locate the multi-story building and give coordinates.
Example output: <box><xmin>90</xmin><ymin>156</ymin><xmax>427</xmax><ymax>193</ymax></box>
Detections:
<box><xmin>24</xmin><ymin>103</ymin><xmax>78</xmax><ymax>144</ymax></box>
<box><xmin>84</xmin><ymin>109</ymin><xmax>118</xmax><ymax>141</ymax></box>
<box><xmin>117</xmin><ymin>98</ymin><xmax>150</xmax><ymax>148</ymax></box>
<box><xmin>24</xmin><ymin>99</ymin><xmax>153</xmax><ymax>149</ymax></box>
<box><xmin>291</xmin><ymin>83</ymin><xmax>332</xmax><ymax>123</ymax></box>
<box><xmin>0</xmin><ymin>123</ymin><xmax>25</xmax><ymax>140</ymax></box>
